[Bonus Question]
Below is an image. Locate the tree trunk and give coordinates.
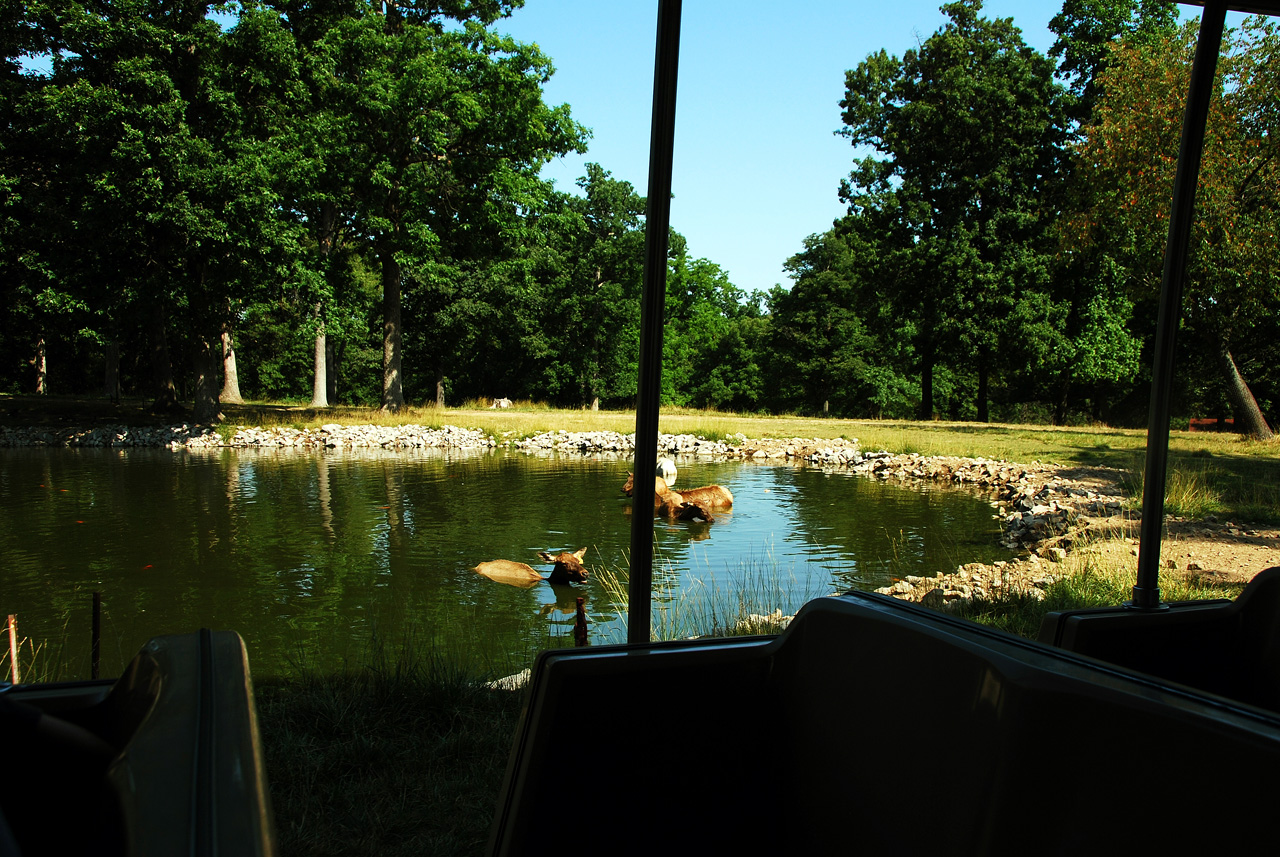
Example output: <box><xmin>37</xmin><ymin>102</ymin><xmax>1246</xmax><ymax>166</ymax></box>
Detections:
<box><xmin>32</xmin><ymin>336</ymin><xmax>46</xmax><ymax>395</ymax></box>
<box><xmin>976</xmin><ymin>349</ymin><xmax>990</xmax><ymax>423</ymax></box>
<box><xmin>1218</xmin><ymin>340</ymin><xmax>1273</xmax><ymax>439</ymax></box>
<box><xmin>435</xmin><ymin>367</ymin><xmax>445</xmax><ymax>408</ymax></box>
<box><xmin>918</xmin><ymin>342</ymin><xmax>935</xmax><ymax>421</ymax></box>
<box><xmin>588</xmin><ymin>371</ymin><xmax>600</xmax><ymax>412</ymax></box>
<box><xmin>103</xmin><ymin>339</ymin><xmax>121</xmax><ymax>402</ymax></box>
<box><xmin>310</xmin><ymin>322</ymin><xmax>329</xmax><ymax>409</ymax></box>
<box><xmin>1053</xmin><ymin>366</ymin><xmax>1071</xmax><ymax>426</ymax></box>
<box><xmin>326</xmin><ymin>337</ymin><xmax>339</xmax><ymax>403</ymax></box>
<box><xmin>192</xmin><ymin>334</ymin><xmax>222</xmax><ymax>423</ymax></box>
<box><xmin>381</xmin><ymin>250</ymin><xmax>404</xmax><ymax>411</ymax></box>
<box><xmin>220</xmin><ymin>324</ymin><xmax>244</xmax><ymax>405</ymax></box>
<box><xmin>313</xmin><ymin>202</ymin><xmax>338</xmax><ymax>409</ymax></box>
<box><xmin>591</xmin><ymin>396</ymin><xmax>599</xmax><ymax>411</ymax></box>
<box><xmin>150</xmin><ymin>303</ymin><xmax>179</xmax><ymax>412</ymax></box>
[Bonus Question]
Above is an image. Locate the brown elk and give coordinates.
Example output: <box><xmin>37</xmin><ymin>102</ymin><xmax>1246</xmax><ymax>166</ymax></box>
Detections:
<box><xmin>474</xmin><ymin>548</ymin><xmax>589</xmax><ymax>587</ymax></box>
<box><xmin>623</xmin><ymin>472</ymin><xmax>733</xmax><ymax>514</ymax></box>
<box><xmin>658</xmin><ymin>492</ymin><xmax>716</xmax><ymax>523</ymax></box>
<box><xmin>668</xmin><ymin>482</ymin><xmax>733</xmax><ymax>509</ymax></box>
<box><xmin>623</xmin><ymin>473</ymin><xmax>673</xmax><ymax>511</ymax></box>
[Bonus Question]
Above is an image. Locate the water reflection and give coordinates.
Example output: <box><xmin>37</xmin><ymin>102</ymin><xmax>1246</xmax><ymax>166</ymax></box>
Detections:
<box><xmin>0</xmin><ymin>447</ymin><xmax>1010</xmax><ymax>678</ymax></box>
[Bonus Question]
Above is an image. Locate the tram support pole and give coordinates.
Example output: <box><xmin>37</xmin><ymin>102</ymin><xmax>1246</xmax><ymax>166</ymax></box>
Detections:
<box><xmin>1132</xmin><ymin>1</ymin><xmax>1227</xmax><ymax>610</ymax></box>
<box><xmin>628</xmin><ymin>0</ymin><xmax>682</xmax><ymax>645</ymax></box>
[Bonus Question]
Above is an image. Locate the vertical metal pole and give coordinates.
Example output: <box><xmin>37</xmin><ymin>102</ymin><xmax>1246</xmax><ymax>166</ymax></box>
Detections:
<box><xmin>1132</xmin><ymin>1</ymin><xmax>1227</xmax><ymax>610</ymax></box>
<box><xmin>628</xmin><ymin>0</ymin><xmax>682</xmax><ymax>645</ymax></box>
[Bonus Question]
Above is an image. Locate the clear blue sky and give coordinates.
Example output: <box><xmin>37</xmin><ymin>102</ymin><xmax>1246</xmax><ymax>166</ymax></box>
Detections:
<box><xmin>497</xmin><ymin>1</ymin><xmax>1070</xmax><ymax>296</ymax></box>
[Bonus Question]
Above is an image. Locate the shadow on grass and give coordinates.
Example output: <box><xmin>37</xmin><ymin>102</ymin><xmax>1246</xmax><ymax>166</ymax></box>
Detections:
<box><xmin>256</xmin><ymin>641</ymin><xmax>525</xmax><ymax>857</ymax></box>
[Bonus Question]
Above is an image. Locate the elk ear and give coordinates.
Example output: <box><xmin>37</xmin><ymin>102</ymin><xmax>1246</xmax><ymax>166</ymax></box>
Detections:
<box><xmin>573</xmin><ymin>547</ymin><xmax>588</xmax><ymax>561</ymax></box>
<box><xmin>537</xmin><ymin>551</ymin><xmax>554</xmax><ymax>563</ymax></box>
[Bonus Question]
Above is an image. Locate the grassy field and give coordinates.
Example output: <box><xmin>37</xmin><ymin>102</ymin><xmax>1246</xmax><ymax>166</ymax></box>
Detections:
<box><xmin>255</xmin><ymin>641</ymin><xmax>524</xmax><ymax>857</ymax></box>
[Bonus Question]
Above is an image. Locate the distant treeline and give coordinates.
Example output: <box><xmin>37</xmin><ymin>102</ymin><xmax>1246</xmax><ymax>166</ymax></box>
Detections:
<box><xmin>2</xmin><ymin>1</ymin><xmax>1277</xmax><ymax>432</ymax></box>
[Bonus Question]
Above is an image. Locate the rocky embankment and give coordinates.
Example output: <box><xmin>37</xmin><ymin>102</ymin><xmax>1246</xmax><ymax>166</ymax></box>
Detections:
<box><xmin>0</xmin><ymin>422</ymin><xmax>1129</xmax><ymax>610</ymax></box>
<box><xmin>0</xmin><ymin>423</ymin><xmax>226</xmax><ymax>449</ymax></box>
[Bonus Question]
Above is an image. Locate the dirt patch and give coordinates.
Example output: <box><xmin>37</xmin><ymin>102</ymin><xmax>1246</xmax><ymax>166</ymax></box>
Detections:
<box><xmin>1073</xmin><ymin>515</ymin><xmax>1280</xmax><ymax>585</ymax></box>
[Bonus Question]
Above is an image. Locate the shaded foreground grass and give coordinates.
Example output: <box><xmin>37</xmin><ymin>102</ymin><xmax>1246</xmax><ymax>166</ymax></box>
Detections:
<box><xmin>255</xmin><ymin>641</ymin><xmax>525</xmax><ymax>857</ymax></box>
<box><xmin>256</xmin><ymin>546</ymin><xmax>1250</xmax><ymax>857</ymax></box>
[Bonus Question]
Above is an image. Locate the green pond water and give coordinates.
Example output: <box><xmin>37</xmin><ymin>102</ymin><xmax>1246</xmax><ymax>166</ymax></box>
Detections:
<box><xmin>0</xmin><ymin>447</ymin><xmax>1013</xmax><ymax>679</ymax></box>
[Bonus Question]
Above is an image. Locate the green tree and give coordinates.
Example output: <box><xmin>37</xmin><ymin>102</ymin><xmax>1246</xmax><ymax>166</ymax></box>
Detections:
<box><xmin>10</xmin><ymin>0</ymin><xmax>307</xmax><ymax>419</ymax></box>
<box><xmin>311</xmin><ymin>4</ymin><xmax>584</xmax><ymax>410</ymax></box>
<box><xmin>1065</xmin><ymin>18</ymin><xmax>1280</xmax><ymax>437</ymax></box>
<box><xmin>534</xmin><ymin>164</ymin><xmax>646</xmax><ymax>408</ymax></box>
<box><xmin>663</xmin><ymin>249</ymin><xmax>766</xmax><ymax>410</ymax></box>
<box><xmin>1</xmin><ymin>0</ymin><xmax>109</xmax><ymax>396</ymax></box>
<box><xmin>267</xmin><ymin>0</ymin><xmax>379</xmax><ymax>408</ymax></box>
<box><xmin>772</xmin><ymin>219</ymin><xmax>916</xmax><ymax>418</ymax></box>
<box><xmin>1048</xmin><ymin>0</ymin><xmax>1177</xmax><ymax>122</ymax></box>
<box><xmin>1035</xmin><ymin>0</ymin><xmax>1178</xmax><ymax>423</ymax></box>
<box><xmin>838</xmin><ymin>0</ymin><xmax>1067</xmax><ymax>420</ymax></box>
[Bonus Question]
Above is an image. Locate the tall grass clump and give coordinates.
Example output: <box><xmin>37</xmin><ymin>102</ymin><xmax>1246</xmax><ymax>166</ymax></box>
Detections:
<box><xmin>1162</xmin><ymin>467</ymin><xmax>1226</xmax><ymax>519</ymax></box>
<box><xmin>256</xmin><ymin>634</ymin><xmax>525</xmax><ymax>857</ymax></box>
<box><xmin>1</xmin><ymin>635</ymin><xmax>52</xmax><ymax>684</ymax></box>
<box><xmin>1116</xmin><ymin>447</ymin><xmax>1280</xmax><ymax>524</ymax></box>
<box><xmin>1233</xmin><ymin>477</ymin><xmax>1280</xmax><ymax>524</ymax></box>
<box><xmin>0</xmin><ymin>607</ymin><xmax>83</xmax><ymax>683</ymax></box>
<box><xmin>594</xmin><ymin>553</ymin><xmax>831</xmax><ymax>641</ymax></box>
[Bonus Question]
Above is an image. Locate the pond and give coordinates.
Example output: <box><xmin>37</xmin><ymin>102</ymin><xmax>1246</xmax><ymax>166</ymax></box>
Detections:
<box><xmin>0</xmin><ymin>447</ymin><xmax>1013</xmax><ymax>679</ymax></box>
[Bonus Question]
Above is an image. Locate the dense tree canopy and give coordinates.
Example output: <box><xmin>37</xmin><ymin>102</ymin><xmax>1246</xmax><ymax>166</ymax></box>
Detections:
<box><xmin>1</xmin><ymin>0</ymin><xmax>1277</xmax><ymax>434</ymax></box>
<box><xmin>0</xmin><ymin>1</ymin><xmax>769</xmax><ymax>414</ymax></box>
<box><xmin>1048</xmin><ymin>0</ymin><xmax>1178</xmax><ymax>121</ymax></box>
<box><xmin>1063</xmin><ymin>18</ymin><xmax>1280</xmax><ymax>436</ymax></box>
<box><xmin>828</xmin><ymin>0</ymin><xmax>1068</xmax><ymax>421</ymax></box>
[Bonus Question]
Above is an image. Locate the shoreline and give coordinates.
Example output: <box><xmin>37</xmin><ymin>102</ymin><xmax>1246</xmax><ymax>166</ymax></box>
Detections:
<box><xmin>2</xmin><ymin>421</ymin><xmax>1140</xmax><ymax>607</ymax></box>
<box><xmin>6</xmin><ymin>418</ymin><xmax>1265</xmax><ymax>619</ymax></box>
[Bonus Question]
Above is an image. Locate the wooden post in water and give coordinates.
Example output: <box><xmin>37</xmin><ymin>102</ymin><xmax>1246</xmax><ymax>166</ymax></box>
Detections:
<box><xmin>7</xmin><ymin>614</ymin><xmax>19</xmax><ymax>684</ymax></box>
<box><xmin>573</xmin><ymin>597</ymin><xmax>588</xmax><ymax>648</ymax></box>
<box><xmin>91</xmin><ymin>592</ymin><xmax>102</xmax><ymax>680</ymax></box>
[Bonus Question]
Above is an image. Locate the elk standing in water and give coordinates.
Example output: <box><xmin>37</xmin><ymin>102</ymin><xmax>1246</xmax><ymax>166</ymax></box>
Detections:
<box><xmin>623</xmin><ymin>472</ymin><xmax>732</xmax><ymax>519</ymax></box>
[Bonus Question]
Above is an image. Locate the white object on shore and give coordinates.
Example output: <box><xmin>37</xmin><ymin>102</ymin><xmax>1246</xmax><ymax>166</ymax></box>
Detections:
<box><xmin>487</xmin><ymin>669</ymin><xmax>531</xmax><ymax>691</ymax></box>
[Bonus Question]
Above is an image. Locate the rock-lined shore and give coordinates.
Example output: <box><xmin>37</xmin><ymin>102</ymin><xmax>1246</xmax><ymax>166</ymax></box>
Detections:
<box><xmin>1</xmin><ymin>422</ymin><xmax>1130</xmax><ymax>611</ymax></box>
<box><xmin>0</xmin><ymin>423</ymin><xmax>226</xmax><ymax>449</ymax></box>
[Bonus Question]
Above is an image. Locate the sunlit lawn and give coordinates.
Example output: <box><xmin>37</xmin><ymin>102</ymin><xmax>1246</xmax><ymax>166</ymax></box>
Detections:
<box><xmin>5</xmin><ymin>393</ymin><xmax>1279</xmax><ymax>522</ymax></box>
